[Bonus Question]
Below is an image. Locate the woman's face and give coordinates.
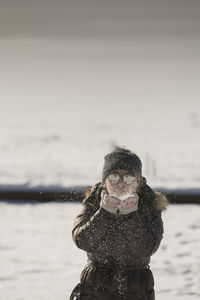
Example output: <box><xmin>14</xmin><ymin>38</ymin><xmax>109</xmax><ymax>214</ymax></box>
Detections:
<box><xmin>103</xmin><ymin>169</ymin><xmax>139</xmax><ymax>197</ymax></box>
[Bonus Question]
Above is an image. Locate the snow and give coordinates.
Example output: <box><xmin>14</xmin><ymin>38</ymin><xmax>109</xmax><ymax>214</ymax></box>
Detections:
<box><xmin>0</xmin><ymin>33</ymin><xmax>199</xmax><ymax>300</ymax></box>
<box><xmin>0</xmin><ymin>202</ymin><xmax>199</xmax><ymax>300</ymax></box>
<box><xmin>0</xmin><ymin>37</ymin><xmax>200</xmax><ymax>192</ymax></box>
<box><xmin>1</xmin><ymin>109</ymin><xmax>199</xmax><ymax>191</ymax></box>
<box><xmin>0</xmin><ymin>3</ymin><xmax>200</xmax><ymax>300</ymax></box>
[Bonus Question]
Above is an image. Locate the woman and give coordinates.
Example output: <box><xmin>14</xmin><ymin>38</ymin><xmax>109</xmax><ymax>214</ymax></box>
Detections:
<box><xmin>72</xmin><ymin>147</ymin><xmax>167</xmax><ymax>300</ymax></box>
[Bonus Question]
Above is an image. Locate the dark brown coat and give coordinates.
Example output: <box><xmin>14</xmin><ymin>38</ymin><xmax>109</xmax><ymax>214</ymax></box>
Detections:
<box><xmin>72</xmin><ymin>180</ymin><xmax>167</xmax><ymax>300</ymax></box>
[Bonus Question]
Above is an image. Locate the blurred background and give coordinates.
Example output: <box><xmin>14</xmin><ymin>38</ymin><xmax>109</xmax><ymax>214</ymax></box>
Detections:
<box><xmin>0</xmin><ymin>0</ymin><xmax>200</xmax><ymax>192</ymax></box>
<box><xmin>1</xmin><ymin>2</ymin><xmax>200</xmax><ymax>300</ymax></box>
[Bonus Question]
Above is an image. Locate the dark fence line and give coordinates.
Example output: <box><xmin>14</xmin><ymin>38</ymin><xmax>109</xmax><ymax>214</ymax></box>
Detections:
<box><xmin>0</xmin><ymin>189</ymin><xmax>200</xmax><ymax>204</ymax></box>
<box><xmin>0</xmin><ymin>190</ymin><xmax>85</xmax><ymax>202</ymax></box>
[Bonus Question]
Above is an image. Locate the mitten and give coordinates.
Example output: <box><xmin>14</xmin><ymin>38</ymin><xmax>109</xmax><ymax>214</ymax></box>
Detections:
<box><xmin>117</xmin><ymin>193</ymin><xmax>139</xmax><ymax>215</ymax></box>
<box><xmin>100</xmin><ymin>190</ymin><xmax>120</xmax><ymax>214</ymax></box>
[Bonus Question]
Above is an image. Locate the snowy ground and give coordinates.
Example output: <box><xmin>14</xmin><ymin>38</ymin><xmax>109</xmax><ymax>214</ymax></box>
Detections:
<box><xmin>0</xmin><ymin>36</ymin><xmax>200</xmax><ymax>192</ymax></box>
<box><xmin>0</xmin><ymin>3</ymin><xmax>200</xmax><ymax>299</ymax></box>
<box><xmin>0</xmin><ymin>201</ymin><xmax>200</xmax><ymax>300</ymax></box>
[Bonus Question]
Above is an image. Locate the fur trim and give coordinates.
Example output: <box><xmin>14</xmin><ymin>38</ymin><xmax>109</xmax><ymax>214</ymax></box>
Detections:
<box><xmin>84</xmin><ymin>186</ymin><xmax>92</xmax><ymax>198</ymax></box>
<box><xmin>153</xmin><ymin>191</ymin><xmax>168</xmax><ymax>211</ymax></box>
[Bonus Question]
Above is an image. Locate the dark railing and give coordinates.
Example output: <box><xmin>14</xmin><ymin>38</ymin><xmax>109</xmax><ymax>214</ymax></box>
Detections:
<box><xmin>0</xmin><ymin>188</ymin><xmax>199</xmax><ymax>204</ymax></box>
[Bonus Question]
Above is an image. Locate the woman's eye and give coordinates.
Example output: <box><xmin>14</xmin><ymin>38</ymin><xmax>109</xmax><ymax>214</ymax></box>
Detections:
<box><xmin>124</xmin><ymin>174</ymin><xmax>131</xmax><ymax>179</ymax></box>
<box><xmin>124</xmin><ymin>174</ymin><xmax>136</xmax><ymax>182</ymax></box>
<box><xmin>110</xmin><ymin>173</ymin><xmax>118</xmax><ymax>178</ymax></box>
<box><xmin>108</xmin><ymin>173</ymin><xmax>119</xmax><ymax>182</ymax></box>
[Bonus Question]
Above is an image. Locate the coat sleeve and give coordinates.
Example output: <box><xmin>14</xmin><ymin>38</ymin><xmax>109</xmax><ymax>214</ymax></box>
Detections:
<box><xmin>119</xmin><ymin>208</ymin><xmax>164</xmax><ymax>257</ymax></box>
<box><xmin>72</xmin><ymin>198</ymin><xmax>116</xmax><ymax>253</ymax></box>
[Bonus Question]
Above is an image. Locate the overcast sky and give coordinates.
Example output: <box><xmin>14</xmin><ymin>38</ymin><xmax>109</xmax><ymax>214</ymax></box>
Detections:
<box><xmin>0</xmin><ymin>0</ymin><xmax>200</xmax><ymax>38</ymax></box>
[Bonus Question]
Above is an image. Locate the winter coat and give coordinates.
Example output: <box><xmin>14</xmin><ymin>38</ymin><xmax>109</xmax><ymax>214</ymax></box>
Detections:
<box><xmin>72</xmin><ymin>179</ymin><xmax>167</xmax><ymax>300</ymax></box>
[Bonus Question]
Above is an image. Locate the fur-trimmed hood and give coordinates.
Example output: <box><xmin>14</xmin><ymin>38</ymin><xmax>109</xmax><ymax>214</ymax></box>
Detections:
<box><xmin>153</xmin><ymin>191</ymin><xmax>168</xmax><ymax>211</ymax></box>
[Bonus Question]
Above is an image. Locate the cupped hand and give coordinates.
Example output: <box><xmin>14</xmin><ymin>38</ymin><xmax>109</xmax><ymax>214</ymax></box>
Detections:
<box><xmin>117</xmin><ymin>193</ymin><xmax>139</xmax><ymax>214</ymax></box>
<box><xmin>100</xmin><ymin>190</ymin><xmax>120</xmax><ymax>214</ymax></box>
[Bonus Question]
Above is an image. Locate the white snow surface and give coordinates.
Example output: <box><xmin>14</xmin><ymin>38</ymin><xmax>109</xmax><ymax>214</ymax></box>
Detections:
<box><xmin>0</xmin><ymin>202</ymin><xmax>199</xmax><ymax>300</ymax></box>
<box><xmin>0</xmin><ymin>37</ymin><xmax>200</xmax><ymax>192</ymax></box>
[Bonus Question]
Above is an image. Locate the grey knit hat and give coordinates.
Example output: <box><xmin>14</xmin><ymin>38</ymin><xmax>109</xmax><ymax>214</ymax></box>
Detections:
<box><xmin>102</xmin><ymin>147</ymin><xmax>142</xmax><ymax>184</ymax></box>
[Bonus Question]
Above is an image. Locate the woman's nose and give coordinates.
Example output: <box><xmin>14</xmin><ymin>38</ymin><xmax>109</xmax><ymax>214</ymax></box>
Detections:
<box><xmin>117</xmin><ymin>179</ymin><xmax>125</xmax><ymax>185</ymax></box>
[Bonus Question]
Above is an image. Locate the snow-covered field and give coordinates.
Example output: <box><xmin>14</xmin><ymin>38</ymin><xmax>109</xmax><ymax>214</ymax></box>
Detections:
<box><xmin>0</xmin><ymin>35</ymin><xmax>200</xmax><ymax>192</ymax></box>
<box><xmin>0</xmin><ymin>3</ymin><xmax>200</xmax><ymax>300</ymax></box>
<box><xmin>0</xmin><ymin>201</ymin><xmax>199</xmax><ymax>300</ymax></box>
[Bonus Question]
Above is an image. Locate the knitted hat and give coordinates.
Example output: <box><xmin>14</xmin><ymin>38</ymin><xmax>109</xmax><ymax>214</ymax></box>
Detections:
<box><xmin>102</xmin><ymin>147</ymin><xmax>142</xmax><ymax>184</ymax></box>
